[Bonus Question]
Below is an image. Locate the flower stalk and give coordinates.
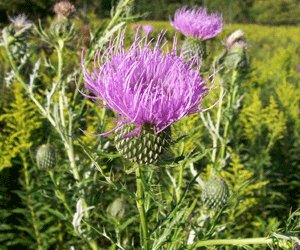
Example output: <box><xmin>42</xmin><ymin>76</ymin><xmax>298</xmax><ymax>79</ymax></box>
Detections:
<box><xmin>135</xmin><ymin>164</ymin><xmax>149</xmax><ymax>250</ymax></box>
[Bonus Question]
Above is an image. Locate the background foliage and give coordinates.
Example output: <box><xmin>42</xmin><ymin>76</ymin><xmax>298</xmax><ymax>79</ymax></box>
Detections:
<box><xmin>0</xmin><ymin>0</ymin><xmax>300</xmax><ymax>25</ymax></box>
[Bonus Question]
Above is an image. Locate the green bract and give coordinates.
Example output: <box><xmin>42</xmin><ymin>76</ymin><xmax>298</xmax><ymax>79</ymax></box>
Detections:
<box><xmin>182</xmin><ymin>36</ymin><xmax>207</xmax><ymax>60</ymax></box>
<box><xmin>115</xmin><ymin>125</ymin><xmax>171</xmax><ymax>165</ymax></box>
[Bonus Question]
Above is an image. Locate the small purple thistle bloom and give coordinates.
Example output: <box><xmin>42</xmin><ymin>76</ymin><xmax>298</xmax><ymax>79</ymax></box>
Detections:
<box><xmin>142</xmin><ymin>24</ymin><xmax>154</xmax><ymax>34</ymax></box>
<box><xmin>82</xmin><ymin>32</ymin><xmax>208</xmax><ymax>136</ymax></box>
<box><xmin>171</xmin><ymin>7</ymin><xmax>223</xmax><ymax>40</ymax></box>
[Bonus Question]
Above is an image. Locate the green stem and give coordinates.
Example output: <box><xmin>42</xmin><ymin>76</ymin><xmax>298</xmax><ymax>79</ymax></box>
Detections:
<box><xmin>219</xmin><ymin>71</ymin><xmax>238</xmax><ymax>164</ymax></box>
<box><xmin>211</xmin><ymin>84</ymin><xmax>224</xmax><ymax>171</ymax></box>
<box><xmin>55</xmin><ymin>44</ymin><xmax>80</xmax><ymax>182</ymax></box>
<box><xmin>176</xmin><ymin>163</ymin><xmax>184</xmax><ymax>203</ymax></box>
<box><xmin>189</xmin><ymin>237</ymin><xmax>272</xmax><ymax>248</ymax></box>
<box><xmin>135</xmin><ymin>165</ymin><xmax>149</xmax><ymax>250</ymax></box>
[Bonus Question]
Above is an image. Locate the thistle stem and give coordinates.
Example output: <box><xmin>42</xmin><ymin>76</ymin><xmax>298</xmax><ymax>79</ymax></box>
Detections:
<box><xmin>219</xmin><ymin>70</ymin><xmax>238</xmax><ymax>163</ymax></box>
<box><xmin>135</xmin><ymin>165</ymin><xmax>149</xmax><ymax>250</ymax></box>
<box><xmin>189</xmin><ymin>237</ymin><xmax>273</xmax><ymax>248</ymax></box>
<box><xmin>55</xmin><ymin>45</ymin><xmax>80</xmax><ymax>182</ymax></box>
<box><xmin>211</xmin><ymin>83</ymin><xmax>224</xmax><ymax>170</ymax></box>
<box><xmin>176</xmin><ymin>163</ymin><xmax>184</xmax><ymax>203</ymax></box>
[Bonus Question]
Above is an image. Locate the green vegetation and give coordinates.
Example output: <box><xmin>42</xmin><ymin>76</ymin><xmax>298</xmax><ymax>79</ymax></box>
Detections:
<box><xmin>1</xmin><ymin>0</ymin><xmax>300</xmax><ymax>25</ymax></box>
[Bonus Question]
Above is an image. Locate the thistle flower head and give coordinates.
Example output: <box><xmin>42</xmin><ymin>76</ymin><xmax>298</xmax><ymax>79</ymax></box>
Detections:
<box><xmin>9</xmin><ymin>14</ymin><xmax>32</xmax><ymax>31</ymax></box>
<box><xmin>171</xmin><ymin>7</ymin><xmax>223</xmax><ymax>40</ymax></box>
<box><xmin>142</xmin><ymin>24</ymin><xmax>154</xmax><ymax>35</ymax></box>
<box><xmin>53</xmin><ymin>0</ymin><xmax>76</xmax><ymax>18</ymax></box>
<box><xmin>82</xmin><ymin>32</ymin><xmax>208</xmax><ymax>136</ymax></box>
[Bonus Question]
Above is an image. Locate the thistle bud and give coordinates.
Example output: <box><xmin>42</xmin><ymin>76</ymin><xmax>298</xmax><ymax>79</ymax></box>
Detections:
<box><xmin>49</xmin><ymin>17</ymin><xmax>74</xmax><ymax>42</ymax></box>
<box><xmin>182</xmin><ymin>37</ymin><xmax>207</xmax><ymax>61</ymax></box>
<box><xmin>36</xmin><ymin>144</ymin><xmax>57</xmax><ymax>170</ymax></box>
<box><xmin>114</xmin><ymin>125</ymin><xmax>171</xmax><ymax>165</ymax></box>
<box><xmin>202</xmin><ymin>178</ymin><xmax>229</xmax><ymax>209</ymax></box>
<box><xmin>225</xmin><ymin>30</ymin><xmax>245</xmax><ymax>51</ymax></box>
<box><xmin>107</xmin><ymin>197</ymin><xmax>125</xmax><ymax>220</ymax></box>
<box><xmin>223</xmin><ymin>30</ymin><xmax>248</xmax><ymax>71</ymax></box>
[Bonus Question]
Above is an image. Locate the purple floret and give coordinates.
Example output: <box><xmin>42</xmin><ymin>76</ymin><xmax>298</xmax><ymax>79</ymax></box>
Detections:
<box><xmin>142</xmin><ymin>24</ymin><xmax>154</xmax><ymax>34</ymax></box>
<box><xmin>82</xmin><ymin>32</ymin><xmax>208</xmax><ymax>136</ymax></box>
<box><xmin>171</xmin><ymin>7</ymin><xmax>223</xmax><ymax>40</ymax></box>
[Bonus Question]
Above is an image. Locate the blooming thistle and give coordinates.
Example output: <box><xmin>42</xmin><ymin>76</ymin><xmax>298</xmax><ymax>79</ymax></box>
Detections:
<box><xmin>172</xmin><ymin>7</ymin><xmax>222</xmax><ymax>40</ymax></box>
<box><xmin>171</xmin><ymin>7</ymin><xmax>223</xmax><ymax>60</ymax></box>
<box><xmin>142</xmin><ymin>25</ymin><xmax>154</xmax><ymax>35</ymax></box>
<box><xmin>9</xmin><ymin>14</ymin><xmax>32</xmax><ymax>31</ymax></box>
<box><xmin>82</xmin><ymin>32</ymin><xmax>208</xmax><ymax>164</ymax></box>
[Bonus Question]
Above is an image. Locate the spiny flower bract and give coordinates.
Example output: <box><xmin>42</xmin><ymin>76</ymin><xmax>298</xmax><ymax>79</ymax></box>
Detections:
<box><xmin>171</xmin><ymin>7</ymin><xmax>223</xmax><ymax>40</ymax></box>
<box><xmin>82</xmin><ymin>33</ymin><xmax>207</xmax><ymax>136</ymax></box>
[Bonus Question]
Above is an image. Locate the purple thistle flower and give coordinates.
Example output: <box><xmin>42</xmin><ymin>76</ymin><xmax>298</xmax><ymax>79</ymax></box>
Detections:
<box><xmin>171</xmin><ymin>7</ymin><xmax>223</xmax><ymax>40</ymax></box>
<box><xmin>82</xmin><ymin>32</ymin><xmax>208</xmax><ymax>136</ymax></box>
<box><xmin>142</xmin><ymin>24</ymin><xmax>154</xmax><ymax>34</ymax></box>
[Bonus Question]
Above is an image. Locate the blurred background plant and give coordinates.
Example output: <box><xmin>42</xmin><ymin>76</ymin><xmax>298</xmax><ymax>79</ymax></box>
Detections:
<box><xmin>0</xmin><ymin>0</ymin><xmax>300</xmax><ymax>249</ymax></box>
<box><xmin>1</xmin><ymin>0</ymin><xmax>300</xmax><ymax>25</ymax></box>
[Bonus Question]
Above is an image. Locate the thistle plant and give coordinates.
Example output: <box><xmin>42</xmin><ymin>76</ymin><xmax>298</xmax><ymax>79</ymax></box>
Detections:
<box><xmin>1</xmin><ymin>1</ymin><xmax>299</xmax><ymax>249</ymax></box>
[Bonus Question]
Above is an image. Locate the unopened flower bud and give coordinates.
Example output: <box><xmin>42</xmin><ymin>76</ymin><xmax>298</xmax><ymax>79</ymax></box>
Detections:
<box><xmin>223</xmin><ymin>30</ymin><xmax>248</xmax><ymax>71</ymax></box>
<box><xmin>107</xmin><ymin>197</ymin><xmax>125</xmax><ymax>220</ymax></box>
<box><xmin>225</xmin><ymin>30</ymin><xmax>246</xmax><ymax>51</ymax></box>
<box><xmin>49</xmin><ymin>17</ymin><xmax>74</xmax><ymax>42</ymax></box>
<box><xmin>115</xmin><ymin>124</ymin><xmax>171</xmax><ymax>165</ymax></box>
<box><xmin>36</xmin><ymin>144</ymin><xmax>57</xmax><ymax>170</ymax></box>
<box><xmin>202</xmin><ymin>177</ymin><xmax>229</xmax><ymax>209</ymax></box>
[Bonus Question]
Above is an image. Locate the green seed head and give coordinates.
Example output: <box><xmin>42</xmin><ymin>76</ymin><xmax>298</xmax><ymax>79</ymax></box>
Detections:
<box><xmin>36</xmin><ymin>144</ymin><xmax>57</xmax><ymax>170</ymax></box>
<box><xmin>202</xmin><ymin>178</ymin><xmax>229</xmax><ymax>209</ymax></box>
<box><xmin>114</xmin><ymin>124</ymin><xmax>171</xmax><ymax>165</ymax></box>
